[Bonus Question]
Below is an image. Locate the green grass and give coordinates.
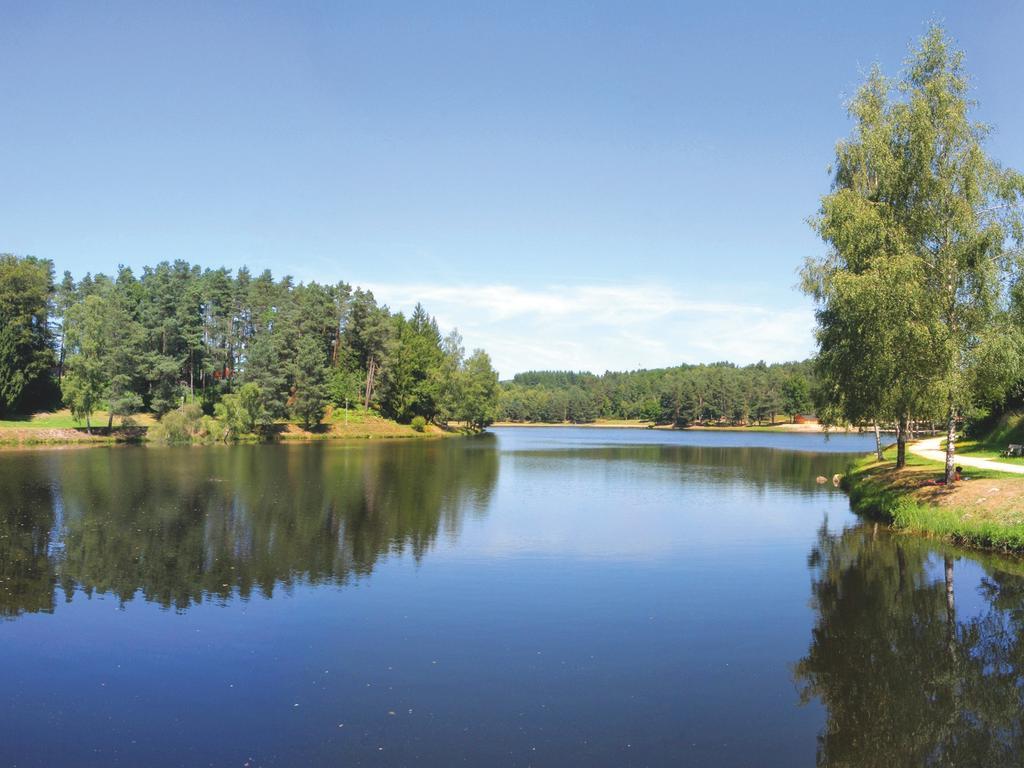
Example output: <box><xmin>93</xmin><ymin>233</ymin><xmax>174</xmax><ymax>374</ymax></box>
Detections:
<box><xmin>0</xmin><ymin>406</ymin><xmax>477</xmax><ymax>447</ymax></box>
<box><xmin>953</xmin><ymin>412</ymin><xmax>1024</xmax><ymax>465</ymax></box>
<box><xmin>0</xmin><ymin>409</ymin><xmax>157</xmax><ymax>430</ymax></box>
<box><xmin>0</xmin><ymin>411</ymin><xmax>94</xmax><ymax>429</ymax></box>
<box><xmin>953</xmin><ymin>440</ymin><xmax>1024</xmax><ymax>464</ymax></box>
<box><xmin>887</xmin><ymin>500</ymin><xmax>1024</xmax><ymax>551</ymax></box>
<box><xmin>879</xmin><ymin>442</ymin><xmax>1023</xmax><ymax>479</ymax></box>
<box><xmin>846</xmin><ymin>452</ymin><xmax>1024</xmax><ymax>553</ymax></box>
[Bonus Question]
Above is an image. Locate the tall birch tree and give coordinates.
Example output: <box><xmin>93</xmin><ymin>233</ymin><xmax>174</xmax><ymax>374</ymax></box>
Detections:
<box><xmin>805</xmin><ymin>25</ymin><xmax>1024</xmax><ymax>478</ymax></box>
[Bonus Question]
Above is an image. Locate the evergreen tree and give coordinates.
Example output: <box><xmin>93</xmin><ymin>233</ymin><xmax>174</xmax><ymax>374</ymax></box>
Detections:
<box><xmin>0</xmin><ymin>255</ymin><xmax>56</xmax><ymax>414</ymax></box>
<box><xmin>290</xmin><ymin>335</ymin><xmax>329</xmax><ymax>430</ymax></box>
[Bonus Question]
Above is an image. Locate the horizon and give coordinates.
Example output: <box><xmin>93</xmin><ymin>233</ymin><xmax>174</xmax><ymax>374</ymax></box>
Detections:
<box><xmin>3</xmin><ymin>2</ymin><xmax>1022</xmax><ymax>377</ymax></box>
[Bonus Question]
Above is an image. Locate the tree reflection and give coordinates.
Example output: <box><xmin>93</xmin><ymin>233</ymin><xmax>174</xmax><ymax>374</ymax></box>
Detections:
<box><xmin>0</xmin><ymin>438</ymin><xmax>498</xmax><ymax>616</ymax></box>
<box><xmin>796</xmin><ymin>523</ymin><xmax>1024</xmax><ymax>766</ymax></box>
<box><xmin>510</xmin><ymin>444</ymin><xmax>855</xmax><ymax>493</ymax></box>
<box><xmin>0</xmin><ymin>469</ymin><xmax>58</xmax><ymax>617</ymax></box>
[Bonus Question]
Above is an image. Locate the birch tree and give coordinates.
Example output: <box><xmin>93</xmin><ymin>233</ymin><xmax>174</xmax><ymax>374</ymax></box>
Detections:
<box><xmin>805</xmin><ymin>25</ymin><xmax>1024</xmax><ymax>478</ymax></box>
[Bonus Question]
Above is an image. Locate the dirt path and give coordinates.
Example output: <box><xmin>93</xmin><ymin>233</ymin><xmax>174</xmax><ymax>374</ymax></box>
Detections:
<box><xmin>910</xmin><ymin>435</ymin><xmax>1024</xmax><ymax>475</ymax></box>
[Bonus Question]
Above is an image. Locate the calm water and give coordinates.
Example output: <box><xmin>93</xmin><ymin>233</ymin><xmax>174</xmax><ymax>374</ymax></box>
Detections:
<box><xmin>3</xmin><ymin>428</ymin><xmax>1024</xmax><ymax>766</ymax></box>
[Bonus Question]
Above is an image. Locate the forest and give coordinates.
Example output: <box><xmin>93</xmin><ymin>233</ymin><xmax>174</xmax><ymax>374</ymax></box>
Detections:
<box><xmin>498</xmin><ymin>362</ymin><xmax>816</xmax><ymax>425</ymax></box>
<box><xmin>0</xmin><ymin>256</ymin><xmax>500</xmax><ymax>438</ymax></box>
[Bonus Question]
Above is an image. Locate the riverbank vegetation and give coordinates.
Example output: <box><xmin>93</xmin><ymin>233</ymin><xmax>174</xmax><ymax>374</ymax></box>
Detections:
<box><xmin>845</xmin><ymin>452</ymin><xmax>1024</xmax><ymax>551</ymax></box>
<box><xmin>957</xmin><ymin>410</ymin><xmax>1024</xmax><ymax>465</ymax></box>
<box><xmin>0</xmin><ymin>257</ymin><xmax>500</xmax><ymax>444</ymax></box>
<box><xmin>802</xmin><ymin>25</ymin><xmax>1024</xmax><ymax>483</ymax></box>
<box><xmin>498</xmin><ymin>362</ymin><xmax>816</xmax><ymax>425</ymax></box>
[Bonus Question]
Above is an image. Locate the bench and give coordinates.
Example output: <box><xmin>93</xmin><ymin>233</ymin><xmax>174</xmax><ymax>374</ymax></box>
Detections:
<box><xmin>1004</xmin><ymin>444</ymin><xmax>1024</xmax><ymax>457</ymax></box>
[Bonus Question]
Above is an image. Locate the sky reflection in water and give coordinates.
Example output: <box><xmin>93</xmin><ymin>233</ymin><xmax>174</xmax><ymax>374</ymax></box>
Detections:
<box><xmin>2</xmin><ymin>428</ymin><xmax>1023</xmax><ymax>767</ymax></box>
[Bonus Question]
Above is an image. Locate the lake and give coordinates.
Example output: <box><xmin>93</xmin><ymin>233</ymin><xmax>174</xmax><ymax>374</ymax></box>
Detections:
<box><xmin>3</xmin><ymin>427</ymin><xmax>1024</xmax><ymax>766</ymax></box>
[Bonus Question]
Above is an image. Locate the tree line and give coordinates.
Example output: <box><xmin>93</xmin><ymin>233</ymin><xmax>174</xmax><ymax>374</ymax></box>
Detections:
<box><xmin>803</xmin><ymin>25</ymin><xmax>1024</xmax><ymax>481</ymax></box>
<box><xmin>0</xmin><ymin>257</ymin><xmax>500</xmax><ymax>435</ymax></box>
<box><xmin>499</xmin><ymin>361</ymin><xmax>815</xmax><ymax>425</ymax></box>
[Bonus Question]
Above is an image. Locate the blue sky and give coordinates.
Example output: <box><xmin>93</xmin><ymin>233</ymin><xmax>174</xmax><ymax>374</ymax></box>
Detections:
<box><xmin>2</xmin><ymin>2</ymin><xmax>1022</xmax><ymax>376</ymax></box>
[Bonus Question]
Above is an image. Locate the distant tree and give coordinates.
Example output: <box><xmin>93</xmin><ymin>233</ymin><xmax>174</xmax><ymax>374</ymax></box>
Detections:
<box><xmin>138</xmin><ymin>261</ymin><xmax>204</xmax><ymax>415</ymax></box>
<box><xmin>341</xmin><ymin>289</ymin><xmax>391</xmax><ymax>407</ymax></box>
<box><xmin>458</xmin><ymin>350</ymin><xmax>499</xmax><ymax>429</ymax></box>
<box><xmin>7</xmin><ymin>256</ymin><xmax>501</xmax><ymax>439</ymax></box>
<box><xmin>781</xmin><ymin>374</ymin><xmax>812</xmax><ymax>422</ymax></box>
<box><xmin>242</xmin><ymin>332</ymin><xmax>289</xmax><ymax>425</ymax></box>
<box><xmin>215</xmin><ymin>383</ymin><xmax>264</xmax><ymax>439</ymax></box>
<box><xmin>565</xmin><ymin>386</ymin><xmax>597</xmax><ymax>423</ymax></box>
<box><xmin>378</xmin><ymin>307</ymin><xmax>444</xmax><ymax>422</ymax></box>
<box><xmin>0</xmin><ymin>255</ymin><xmax>56</xmax><ymax>414</ymax></box>
<box><xmin>290</xmin><ymin>335</ymin><xmax>329</xmax><ymax>430</ymax></box>
<box><xmin>327</xmin><ymin>367</ymin><xmax>364</xmax><ymax>409</ymax></box>
<box><xmin>429</xmin><ymin>328</ymin><xmax>465</xmax><ymax>424</ymax></box>
<box><xmin>53</xmin><ymin>270</ymin><xmax>77</xmax><ymax>383</ymax></box>
<box><xmin>61</xmin><ymin>294</ymin><xmax>109</xmax><ymax>433</ymax></box>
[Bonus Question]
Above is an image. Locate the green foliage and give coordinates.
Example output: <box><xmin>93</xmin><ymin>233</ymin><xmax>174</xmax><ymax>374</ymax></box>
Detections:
<box><xmin>0</xmin><ymin>255</ymin><xmax>56</xmax><ymax>414</ymax></box>
<box><xmin>242</xmin><ymin>332</ymin><xmax>289</xmax><ymax>422</ymax></box>
<box><xmin>290</xmin><ymin>335</ymin><xmax>329</xmax><ymax>430</ymax></box>
<box><xmin>500</xmin><ymin>361</ymin><xmax>815</xmax><ymax>425</ymax></box>
<box><xmin>847</xmin><ymin>463</ymin><xmax>1024</xmax><ymax>552</ymax></box>
<box><xmin>61</xmin><ymin>295</ymin><xmax>110</xmax><ymax>432</ymax></box>
<box><xmin>2</xmin><ymin>255</ymin><xmax>498</xmax><ymax>436</ymax></box>
<box><xmin>327</xmin><ymin>366</ymin><xmax>363</xmax><ymax>407</ymax></box>
<box><xmin>781</xmin><ymin>374</ymin><xmax>812</xmax><ymax>420</ymax></box>
<box><xmin>376</xmin><ymin>306</ymin><xmax>444</xmax><ymax>422</ymax></box>
<box><xmin>803</xmin><ymin>24</ymin><xmax>1024</xmax><ymax>475</ymax></box>
<box><xmin>150</xmin><ymin>404</ymin><xmax>204</xmax><ymax>445</ymax></box>
<box><xmin>411</xmin><ymin>415</ymin><xmax>427</xmax><ymax>432</ymax></box>
<box><xmin>214</xmin><ymin>383</ymin><xmax>264</xmax><ymax>440</ymax></box>
<box><xmin>458</xmin><ymin>350</ymin><xmax>499</xmax><ymax>429</ymax></box>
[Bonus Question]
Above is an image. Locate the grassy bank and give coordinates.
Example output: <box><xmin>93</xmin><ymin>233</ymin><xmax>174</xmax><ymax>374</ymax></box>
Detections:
<box><xmin>0</xmin><ymin>407</ymin><xmax>476</xmax><ymax>448</ymax></box>
<box><xmin>845</xmin><ymin>449</ymin><xmax>1024</xmax><ymax>552</ymax></box>
<box><xmin>0</xmin><ymin>410</ymin><xmax>149</xmax><ymax>446</ymax></box>
<box><xmin>955</xmin><ymin>411</ymin><xmax>1024</xmax><ymax>467</ymax></box>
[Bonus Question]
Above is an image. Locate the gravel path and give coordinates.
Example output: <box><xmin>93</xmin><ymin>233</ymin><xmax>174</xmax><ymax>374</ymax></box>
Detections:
<box><xmin>910</xmin><ymin>436</ymin><xmax>1024</xmax><ymax>475</ymax></box>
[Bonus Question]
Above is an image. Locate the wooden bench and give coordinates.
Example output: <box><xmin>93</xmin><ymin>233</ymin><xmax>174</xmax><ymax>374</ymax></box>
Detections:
<box><xmin>1003</xmin><ymin>444</ymin><xmax>1024</xmax><ymax>457</ymax></box>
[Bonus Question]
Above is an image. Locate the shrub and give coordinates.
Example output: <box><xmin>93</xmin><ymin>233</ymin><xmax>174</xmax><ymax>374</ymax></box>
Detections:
<box><xmin>198</xmin><ymin>415</ymin><xmax>225</xmax><ymax>443</ymax></box>
<box><xmin>213</xmin><ymin>383</ymin><xmax>266</xmax><ymax>440</ymax></box>
<box><xmin>411</xmin><ymin>415</ymin><xmax>427</xmax><ymax>432</ymax></box>
<box><xmin>150</xmin><ymin>403</ymin><xmax>203</xmax><ymax>444</ymax></box>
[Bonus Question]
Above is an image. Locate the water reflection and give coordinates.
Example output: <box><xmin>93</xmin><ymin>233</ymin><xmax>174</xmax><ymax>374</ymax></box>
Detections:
<box><xmin>0</xmin><ymin>439</ymin><xmax>499</xmax><ymax>616</ymax></box>
<box><xmin>796</xmin><ymin>523</ymin><xmax>1024</xmax><ymax>766</ymax></box>
<box><xmin>506</xmin><ymin>443</ymin><xmax>853</xmax><ymax>493</ymax></box>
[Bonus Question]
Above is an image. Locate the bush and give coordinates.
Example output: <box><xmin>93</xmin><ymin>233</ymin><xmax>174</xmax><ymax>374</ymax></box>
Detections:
<box><xmin>150</xmin><ymin>403</ymin><xmax>203</xmax><ymax>444</ymax></box>
<box><xmin>411</xmin><ymin>415</ymin><xmax>427</xmax><ymax>432</ymax></box>
<box><xmin>198</xmin><ymin>415</ymin><xmax>225</xmax><ymax>443</ymax></box>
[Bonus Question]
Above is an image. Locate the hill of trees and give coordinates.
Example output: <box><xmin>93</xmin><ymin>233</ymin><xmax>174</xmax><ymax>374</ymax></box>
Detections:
<box><xmin>0</xmin><ymin>255</ymin><xmax>500</xmax><ymax>435</ymax></box>
<box><xmin>499</xmin><ymin>361</ymin><xmax>816</xmax><ymax>425</ymax></box>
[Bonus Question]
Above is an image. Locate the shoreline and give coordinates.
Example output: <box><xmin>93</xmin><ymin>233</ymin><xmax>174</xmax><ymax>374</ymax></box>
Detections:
<box><xmin>491</xmin><ymin>420</ymin><xmax>836</xmax><ymax>433</ymax></box>
<box><xmin>844</xmin><ymin>449</ymin><xmax>1024</xmax><ymax>553</ymax></box>
<box><xmin>0</xmin><ymin>429</ymin><xmax>469</xmax><ymax>450</ymax></box>
<box><xmin>0</xmin><ymin>418</ymin><xmax>479</xmax><ymax>450</ymax></box>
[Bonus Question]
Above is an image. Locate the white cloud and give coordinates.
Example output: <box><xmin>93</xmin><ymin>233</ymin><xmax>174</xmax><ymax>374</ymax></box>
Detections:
<box><xmin>363</xmin><ymin>281</ymin><xmax>815</xmax><ymax>378</ymax></box>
